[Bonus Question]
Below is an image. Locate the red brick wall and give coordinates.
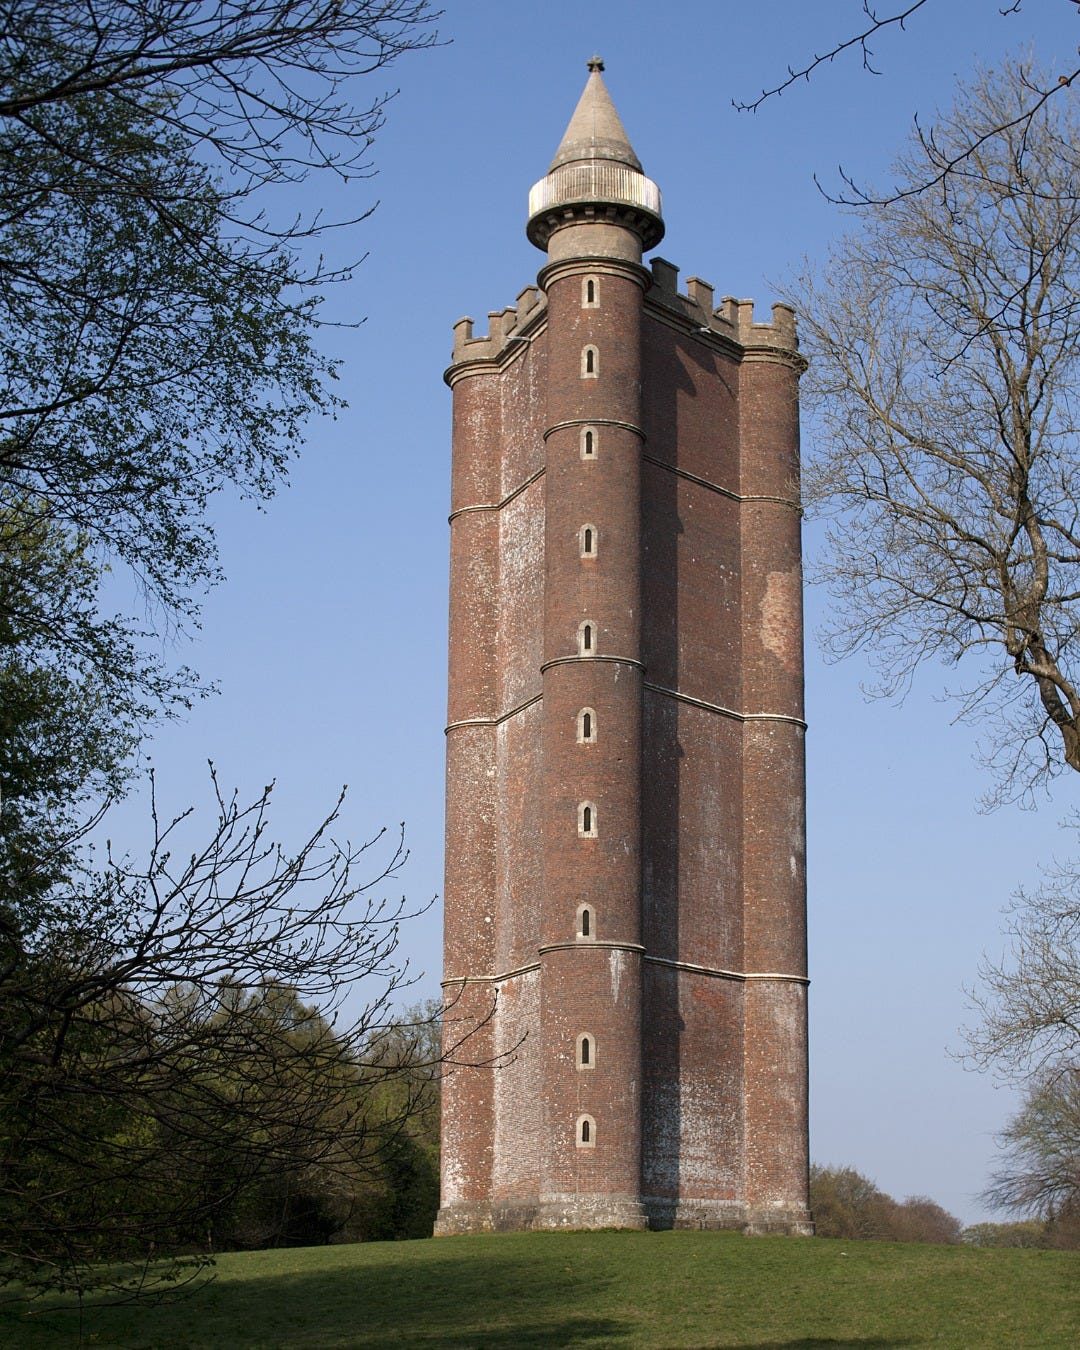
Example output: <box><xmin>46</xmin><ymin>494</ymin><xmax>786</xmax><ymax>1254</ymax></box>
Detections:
<box><xmin>437</xmin><ymin>249</ymin><xmax>810</xmax><ymax>1236</ymax></box>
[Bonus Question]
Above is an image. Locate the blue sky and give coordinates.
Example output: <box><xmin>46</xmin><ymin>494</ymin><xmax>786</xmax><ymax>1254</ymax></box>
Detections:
<box><xmin>124</xmin><ymin>2</ymin><xmax>1080</xmax><ymax>1226</ymax></box>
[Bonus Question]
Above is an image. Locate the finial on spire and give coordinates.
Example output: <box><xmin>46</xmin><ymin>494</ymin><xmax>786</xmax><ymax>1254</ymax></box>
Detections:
<box><xmin>546</xmin><ymin>61</ymin><xmax>642</xmax><ymax>174</ymax></box>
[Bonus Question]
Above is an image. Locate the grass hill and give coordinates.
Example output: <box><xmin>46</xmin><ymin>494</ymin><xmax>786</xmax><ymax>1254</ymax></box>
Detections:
<box><xmin>2</xmin><ymin>1229</ymin><xmax>1078</xmax><ymax>1348</ymax></box>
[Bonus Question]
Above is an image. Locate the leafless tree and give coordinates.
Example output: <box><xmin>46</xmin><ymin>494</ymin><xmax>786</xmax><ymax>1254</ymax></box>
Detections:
<box><xmin>0</xmin><ymin>770</ymin><xmax>480</xmax><ymax>1301</ymax></box>
<box><xmin>788</xmin><ymin>60</ymin><xmax>1080</xmax><ymax>800</ymax></box>
<box><xmin>982</xmin><ymin>1067</ymin><xmax>1080</xmax><ymax>1234</ymax></box>
<box><xmin>736</xmin><ymin>0</ymin><xmax>1080</xmax><ymax>203</ymax></box>
<box><xmin>964</xmin><ymin>866</ymin><xmax>1080</xmax><ymax>1080</ymax></box>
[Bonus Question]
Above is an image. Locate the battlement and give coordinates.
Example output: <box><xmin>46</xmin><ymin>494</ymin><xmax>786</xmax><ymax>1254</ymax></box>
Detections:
<box><xmin>450</xmin><ymin>285</ymin><xmax>548</xmax><ymax>366</ymax></box>
<box><xmin>647</xmin><ymin>256</ymin><xmax>798</xmax><ymax>354</ymax></box>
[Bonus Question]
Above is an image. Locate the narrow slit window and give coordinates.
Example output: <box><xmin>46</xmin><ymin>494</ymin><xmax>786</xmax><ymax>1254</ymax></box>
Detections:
<box><xmin>581</xmin><ymin>906</ymin><xmax>591</xmax><ymax>937</ymax></box>
<box><xmin>581</xmin><ymin>345</ymin><xmax>598</xmax><ymax>378</ymax></box>
<box><xmin>583</xmin><ymin>276</ymin><xmax>599</xmax><ymax>307</ymax></box>
<box><xmin>576</xmin><ymin>1114</ymin><xmax>596</xmax><ymax>1148</ymax></box>
<box><xmin>576</xmin><ymin>707</ymin><xmax>596</xmax><ymax>744</ymax></box>
<box><xmin>577</xmin><ymin>1034</ymin><xmax>593</xmax><ymax>1068</ymax></box>
<box><xmin>581</xmin><ymin>427</ymin><xmax>597</xmax><ymax>459</ymax></box>
<box><xmin>580</xmin><ymin>524</ymin><xmax>597</xmax><ymax>558</ymax></box>
<box><xmin>578</xmin><ymin>620</ymin><xmax>595</xmax><ymax>656</ymax></box>
<box><xmin>578</xmin><ymin>801</ymin><xmax>597</xmax><ymax>838</ymax></box>
<box><xmin>576</xmin><ymin>902</ymin><xmax>595</xmax><ymax>940</ymax></box>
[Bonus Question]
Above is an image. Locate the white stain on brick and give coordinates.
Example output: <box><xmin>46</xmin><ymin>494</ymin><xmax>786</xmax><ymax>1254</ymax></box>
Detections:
<box><xmin>759</xmin><ymin>568</ymin><xmax>801</xmax><ymax>672</ymax></box>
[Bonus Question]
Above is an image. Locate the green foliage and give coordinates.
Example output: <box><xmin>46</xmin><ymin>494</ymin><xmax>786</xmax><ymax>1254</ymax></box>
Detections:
<box><xmin>2</xmin><ymin>1231</ymin><xmax>1078</xmax><ymax>1348</ymax></box>
<box><xmin>0</xmin><ymin>501</ymin><xmax>144</xmax><ymax>922</ymax></box>
<box><xmin>0</xmin><ymin>85</ymin><xmax>336</xmax><ymax>739</ymax></box>
<box><xmin>343</xmin><ymin>997</ymin><xmax>442</xmax><ymax>1243</ymax></box>
<box><xmin>809</xmin><ymin>1163</ymin><xmax>961</xmax><ymax>1243</ymax></box>
<box><xmin>962</xmin><ymin>1220</ymin><xmax>1052</xmax><ymax>1248</ymax></box>
<box><xmin>0</xmin><ymin>2</ymin><xmax>441</xmax><ymax>1300</ymax></box>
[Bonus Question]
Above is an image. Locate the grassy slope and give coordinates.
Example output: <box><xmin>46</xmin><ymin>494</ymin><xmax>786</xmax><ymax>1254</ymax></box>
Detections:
<box><xmin>2</xmin><ymin>1230</ymin><xmax>1078</xmax><ymax>1348</ymax></box>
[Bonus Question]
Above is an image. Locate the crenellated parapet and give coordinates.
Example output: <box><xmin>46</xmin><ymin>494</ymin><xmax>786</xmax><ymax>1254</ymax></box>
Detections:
<box><xmin>447</xmin><ymin>285</ymin><xmax>547</xmax><ymax>382</ymax></box>
<box><xmin>646</xmin><ymin>256</ymin><xmax>804</xmax><ymax>368</ymax></box>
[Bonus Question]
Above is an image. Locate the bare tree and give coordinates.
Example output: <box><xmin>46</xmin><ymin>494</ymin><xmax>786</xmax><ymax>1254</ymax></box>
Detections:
<box><xmin>789</xmin><ymin>60</ymin><xmax>1080</xmax><ymax>800</ymax></box>
<box><xmin>735</xmin><ymin>1</ymin><xmax>1079</xmax><ymax>202</ymax></box>
<box><xmin>964</xmin><ymin>867</ymin><xmax>1080</xmax><ymax>1080</ymax></box>
<box><xmin>982</xmin><ymin>1067</ymin><xmax>1080</xmax><ymax>1236</ymax></box>
<box><xmin>0</xmin><ymin>770</ymin><xmax>471</xmax><ymax>1300</ymax></box>
<box><xmin>961</xmin><ymin>812</ymin><xmax>1080</xmax><ymax>1239</ymax></box>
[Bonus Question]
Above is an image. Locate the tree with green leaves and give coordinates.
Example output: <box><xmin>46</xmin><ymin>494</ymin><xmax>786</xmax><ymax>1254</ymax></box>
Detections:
<box><xmin>0</xmin><ymin>0</ymin><xmax>440</xmax><ymax>780</ymax></box>
<box><xmin>0</xmin><ymin>1</ymin><xmax>449</xmax><ymax>1300</ymax></box>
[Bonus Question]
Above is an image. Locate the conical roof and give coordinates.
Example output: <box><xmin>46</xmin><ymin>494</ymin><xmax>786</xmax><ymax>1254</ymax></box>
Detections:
<box><xmin>549</xmin><ymin>57</ymin><xmax>643</xmax><ymax>174</ymax></box>
<box><xmin>526</xmin><ymin>59</ymin><xmax>663</xmax><ymax>252</ymax></box>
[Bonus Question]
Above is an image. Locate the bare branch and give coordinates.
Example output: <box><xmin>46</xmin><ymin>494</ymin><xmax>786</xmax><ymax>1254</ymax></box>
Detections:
<box><xmin>733</xmin><ymin>1</ymin><xmax>931</xmax><ymax>113</ymax></box>
<box><xmin>788</xmin><ymin>59</ymin><xmax>1080</xmax><ymax>798</ymax></box>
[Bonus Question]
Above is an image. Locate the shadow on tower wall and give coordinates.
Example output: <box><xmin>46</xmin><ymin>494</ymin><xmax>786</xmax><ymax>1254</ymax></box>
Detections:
<box><xmin>640</xmin><ymin>318</ymin><xmax>741</xmax><ymax>1228</ymax></box>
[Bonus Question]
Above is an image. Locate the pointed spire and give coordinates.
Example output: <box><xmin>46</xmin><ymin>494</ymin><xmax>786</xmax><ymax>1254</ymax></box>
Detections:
<box><xmin>549</xmin><ymin>58</ymin><xmax>643</xmax><ymax>174</ymax></box>
<box><xmin>526</xmin><ymin>61</ymin><xmax>663</xmax><ymax>253</ymax></box>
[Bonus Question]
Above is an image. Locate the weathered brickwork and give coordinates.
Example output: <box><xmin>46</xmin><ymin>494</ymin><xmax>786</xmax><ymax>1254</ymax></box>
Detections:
<box><xmin>437</xmin><ymin>61</ymin><xmax>812</xmax><ymax>1237</ymax></box>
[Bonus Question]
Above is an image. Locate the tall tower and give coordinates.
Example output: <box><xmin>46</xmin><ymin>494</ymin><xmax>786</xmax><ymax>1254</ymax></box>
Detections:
<box><xmin>437</xmin><ymin>61</ymin><xmax>811</xmax><ymax>1236</ymax></box>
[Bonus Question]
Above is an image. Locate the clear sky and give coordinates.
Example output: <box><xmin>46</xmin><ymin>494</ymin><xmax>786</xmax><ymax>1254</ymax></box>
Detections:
<box><xmin>121</xmin><ymin>1</ymin><xmax>1080</xmax><ymax>1227</ymax></box>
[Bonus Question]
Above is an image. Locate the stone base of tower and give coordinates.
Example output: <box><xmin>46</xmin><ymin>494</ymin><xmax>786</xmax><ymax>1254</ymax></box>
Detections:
<box><xmin>435</xmin><ymin>1195</ymin><xmax>649</xmax><ymax>1235</ymax></box>
<box><xmin>644</xmin><ymin>1198</ymin><xmax>814</xmax><ymax>1236</ymax></box>
<box><xmin>532</xmin><ymin>1194</ymin><xmax>650</xmax><ymax>1232</ymax></box>
<box><xmin>743</xmin><ymin>1207</ymin><xmax>815</xmax><ymax>1237</ymax></box>
<box><xmin>436</xmin><ymin>1196</ymin><xmax>812</xmax><ymax>1237</ymax></box>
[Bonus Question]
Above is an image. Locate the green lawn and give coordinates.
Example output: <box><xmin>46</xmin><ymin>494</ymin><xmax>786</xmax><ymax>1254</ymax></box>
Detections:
<box><xmin>2</xmin><ymin>1230</ymin><xmax>1077</xmax><ymax>1348</ymax></box>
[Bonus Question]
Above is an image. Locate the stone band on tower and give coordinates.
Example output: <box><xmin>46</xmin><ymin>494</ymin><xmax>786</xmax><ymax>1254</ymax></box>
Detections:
<box><xmin>437</xmin><ymin>61</ymin><xmax>812</xmax><ymax>1236</ymax></box>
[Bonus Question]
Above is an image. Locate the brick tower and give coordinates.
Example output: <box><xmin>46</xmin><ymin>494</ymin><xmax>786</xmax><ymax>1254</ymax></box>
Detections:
<box><xmin>437</xmin><ymin>60</ymin><xmax>811</xmax><ymax>1236</ymax></box>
